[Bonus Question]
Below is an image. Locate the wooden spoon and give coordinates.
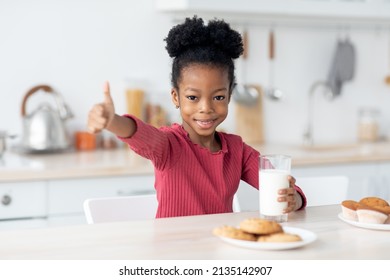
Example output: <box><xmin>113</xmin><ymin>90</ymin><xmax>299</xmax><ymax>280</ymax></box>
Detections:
<box><xmin>265</xmin><ymin>29</ymin><xmax>283</xmax><ymax>100</ymax></box>
<box><xmin>385</xmin><ymin>32</ymin><xmax>390</xmax><ymax>86</ymax></box>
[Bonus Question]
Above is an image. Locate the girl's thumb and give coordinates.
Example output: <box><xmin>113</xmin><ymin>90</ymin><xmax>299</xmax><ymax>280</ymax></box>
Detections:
<box><xmin>103</xmin><ymin>81</ymin><xmax>113</xmax><ymax>104</ymax></box>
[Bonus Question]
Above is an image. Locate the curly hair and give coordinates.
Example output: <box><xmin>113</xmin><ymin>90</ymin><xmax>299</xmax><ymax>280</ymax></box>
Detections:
<box><xmin>165</xmin><ymin>16</ymin><xmax>243</xmax><ymax>93</ymax></box>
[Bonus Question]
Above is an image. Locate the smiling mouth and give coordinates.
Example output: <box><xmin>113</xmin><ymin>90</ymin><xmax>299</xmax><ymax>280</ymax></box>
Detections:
<box><xmin>195</xmin><ymin>119</ymin><xmax>216</xmax><ymax>129</ymax></box>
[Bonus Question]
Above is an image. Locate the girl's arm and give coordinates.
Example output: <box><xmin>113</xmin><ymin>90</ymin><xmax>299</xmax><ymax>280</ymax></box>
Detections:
<box><xmin>106</xmin><ymin>114</ymin><xmax>136</xmax><ymax>138</ymax></box>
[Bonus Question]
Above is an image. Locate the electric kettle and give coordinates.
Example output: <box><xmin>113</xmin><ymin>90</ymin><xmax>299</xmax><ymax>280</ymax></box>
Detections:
<box><xmin>20</xmin><ymin>85</ymin><xmax>73</xmax><ymax>152</ymax></box>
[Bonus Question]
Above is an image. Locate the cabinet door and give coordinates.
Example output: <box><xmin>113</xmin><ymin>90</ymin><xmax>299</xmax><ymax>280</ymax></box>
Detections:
<box><xmin>48</xmin><ymin>175</ymin><xmax>155</xmax><ymax>215</ymax></box>
<box><xmin>292</xmin><ymin>163</ymin><xmax>377</xmax><ymax>201</ymax></box>
<box><xmin>377</xmin><ymin>162</ymin><xmax>390</xmax><ymax>201</ymax></box>
<box><xmin>0</xmin><ymin>181</ymin><xmax>47</xmax><ymax>220</ymax></box>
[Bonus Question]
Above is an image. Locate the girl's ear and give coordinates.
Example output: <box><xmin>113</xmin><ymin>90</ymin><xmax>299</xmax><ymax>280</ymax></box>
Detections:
<box><xmin>171</xmin><ymin>88</ymin><xmax>180</xmax><ymax>107</ymax></box>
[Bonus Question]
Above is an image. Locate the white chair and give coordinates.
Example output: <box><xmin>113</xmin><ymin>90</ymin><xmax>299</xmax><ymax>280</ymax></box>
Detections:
<box><xmin>233</xmin><ymin>195</ymin><xmax>241</xmax><ymax>212</ymax></box>
<box><xmin>83</xmin><ymin>194</ymin><xmax>158</xmax><ymax>224</ymax></box>
<box><xmin>296</xmin><ymin>176</ymin><xmax>349</xmax><ymax>207</ymax></box>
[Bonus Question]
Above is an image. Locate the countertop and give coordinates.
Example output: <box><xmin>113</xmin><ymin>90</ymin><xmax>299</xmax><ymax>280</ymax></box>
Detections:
<box><xmin>1</xmin><ymin>205</ymin><xmax>389</xmax><ymax>259</ymax></box>
<box><xmin>1</xmin><ymin>141</ymin><xmax>390</xmax><ymax>182</ymax></box>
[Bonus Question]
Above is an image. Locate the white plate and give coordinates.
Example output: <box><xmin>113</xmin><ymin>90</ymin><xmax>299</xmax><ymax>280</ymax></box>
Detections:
<box><xmin>338</xmin><ymin>213</ymin><xmax>390</xmax><ymax>231</ymax></box>
<box><xmin>218</xmin><ymin>227</ymin><xmax>317</xmax><ymax>250</ymax></box>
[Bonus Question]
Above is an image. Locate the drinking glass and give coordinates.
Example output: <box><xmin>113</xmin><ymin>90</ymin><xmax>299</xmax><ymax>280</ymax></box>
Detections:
<box><xmin>259</xmin><ymin>154</ymin><xmax>291</xmax><ymax>222</ymax></box>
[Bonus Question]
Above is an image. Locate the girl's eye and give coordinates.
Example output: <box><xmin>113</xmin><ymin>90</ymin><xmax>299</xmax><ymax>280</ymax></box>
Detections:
<box><xmin>187</xmin><ymin>96</ymin><xmax>197</xmax><ymax>101</ymax></box>
<box><xmin>214</xmin><ymin>96</ymin><xmax>225</xmax><ymax>101</ymax></box>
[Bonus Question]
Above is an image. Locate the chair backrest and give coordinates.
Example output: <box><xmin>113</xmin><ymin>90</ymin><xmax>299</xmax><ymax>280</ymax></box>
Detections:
<box><xmin>296</xmin><ymin>176</ymin><xmax>349</xmax><ymax>207</ymax></box>
<box><xmin>233</xmin><ymin>195</ymin><xmax>241</xmax><ymax>212</ymax></box>
<box><xmin>83</xmin><ymin>194</ymin><xmax>158</xmax><ymax>224</ymax></box>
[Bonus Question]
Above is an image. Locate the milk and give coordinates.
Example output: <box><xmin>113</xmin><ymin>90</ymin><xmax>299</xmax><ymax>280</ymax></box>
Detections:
<box><xmin>259</xmin><ymin>169</ymin><xmax>289</xmax><ymax>216</ymax></box>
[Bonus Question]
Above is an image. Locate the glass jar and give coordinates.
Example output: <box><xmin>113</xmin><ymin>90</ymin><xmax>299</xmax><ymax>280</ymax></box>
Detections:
<box><xmin>357</xmin><ymin>108</ymin><xmax>380</xmax><ymax>142</ymax></box>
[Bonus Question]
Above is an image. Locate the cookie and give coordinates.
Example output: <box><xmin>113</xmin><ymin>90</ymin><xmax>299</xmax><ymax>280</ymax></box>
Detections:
<box><xmin>359</xmin><ymin>197</ymin><xmax>389</xmax><ymax>208</ymax></box>
<box><xmin>257</xmin><ymin>233</ymin><xmax>302</xmax><ymax>243</ymax></box>
<box><xmin>212</xmin><ymin>225</ymin><xmax>257</xmax><ymax>241</ymax></box>
<box><xmin>239</xmin><ymin>218</ymin><xmax>283</xmax><ymax>235</ymax></box>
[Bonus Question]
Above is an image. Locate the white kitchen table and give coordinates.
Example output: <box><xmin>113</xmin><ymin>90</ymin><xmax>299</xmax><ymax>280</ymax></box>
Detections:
<box><xmin>0</xmin><ymin>205</ymin><xmax>388</xmax><ymax>260</ymax></box>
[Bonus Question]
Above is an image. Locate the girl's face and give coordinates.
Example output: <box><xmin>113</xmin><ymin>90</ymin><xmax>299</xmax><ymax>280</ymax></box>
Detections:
<box><xmin>171</xmin><ymin>64</ymin><xmax>230</xmax><ymax>142</ymax></box>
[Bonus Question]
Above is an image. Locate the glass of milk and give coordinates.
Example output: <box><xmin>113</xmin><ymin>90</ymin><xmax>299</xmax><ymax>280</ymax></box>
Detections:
<box><xmin>259</xmin><ymin>154</ymin><xmax>291</xmax><ymax>222</ymax></box>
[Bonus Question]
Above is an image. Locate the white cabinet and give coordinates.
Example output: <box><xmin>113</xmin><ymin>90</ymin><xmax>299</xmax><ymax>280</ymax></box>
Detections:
<box><xmin>0</xmin><ymin>181</ymin><xmax>47</xmax><ymax>220</ymax></box>
<box><xmin>157</xmin><ymin>0</ymin><xmax>390</xmax><ymax>22</ymax></box>
<box><xmin>292</xmin><ymin>162</ymin><xmax>390</xmax><ymax>201</ymax></box>
<box><xmin>47</xmin><ymin>174</ymin><xmax>155</xmax><ymax>226</ymax></box>
<box><xmin>0</xmin><ymin>175</ymin><xmax>155</xmax><ymax>230</ymax></box>
<box><xmin>48</xmin><ymin>175</ymin><xmax>155</xmax><ymax>216</ymax></box>
<box><xmin>377</xmin><ymin>162</ymin><xmax>390</xmax><ymax>199</ymax></box>
<box><xmin>236</xmin><ymin>161</ymin><xmax>390</xmax><ymax>212</ymax></box>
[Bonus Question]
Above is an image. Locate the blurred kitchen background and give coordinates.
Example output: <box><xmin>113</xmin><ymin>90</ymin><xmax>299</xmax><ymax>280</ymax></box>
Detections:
<box><xmin>1</xmin><ymin>0</ymin><xmax>390</xmax><ymax>230</ymax></box>
<box><xmin>1</xmin><ymin>0</ymin><xmax>390</xmax><ymax>145</ymax></box>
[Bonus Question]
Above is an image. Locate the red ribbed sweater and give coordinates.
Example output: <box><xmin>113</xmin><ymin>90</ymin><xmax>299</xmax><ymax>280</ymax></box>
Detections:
<box><xmin>119</xmin><ymin>115</ymin><xmax>306</xmax><ymax>218</ymax></box>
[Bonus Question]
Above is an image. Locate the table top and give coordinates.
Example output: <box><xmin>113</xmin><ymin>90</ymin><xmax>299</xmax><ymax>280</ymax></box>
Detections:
<box><xmin>0</xmin><ymin>205</ymin><xmax>388</xmax><ymax>260</ymax></box>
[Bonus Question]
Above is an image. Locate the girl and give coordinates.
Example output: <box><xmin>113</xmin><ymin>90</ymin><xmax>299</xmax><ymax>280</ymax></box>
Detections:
<box><xmin>88</xmin><ymin>16</ymin><xmax>306</xmax><ymax>218</ymax></box>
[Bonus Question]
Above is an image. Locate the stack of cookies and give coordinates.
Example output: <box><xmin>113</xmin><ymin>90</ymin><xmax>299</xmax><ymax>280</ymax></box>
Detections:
<box><xmin>341</xmin><ymin>196</ymin><xmax>390</xmax><ymax>224</ymax></box>
<box><xmin>213</xmin><ymin>217</ymin><xmax>302</xmax><ymax>243</ymax></box>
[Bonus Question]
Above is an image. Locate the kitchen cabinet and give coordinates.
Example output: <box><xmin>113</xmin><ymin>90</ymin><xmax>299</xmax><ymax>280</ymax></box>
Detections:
<box><xmin>292</xmin><ymin>162</ymin><xmax>390</xmax><ymax>201</ymax></box>
<box><xmin>48</xmin><ymin>175</ymin><xmax>155</xmax><ymax>216</ymax></box>
<box><xmin>0</xmin><ymin>181</ymin><xmax>47</xmax><ymax>220</ymax></box>
<box><xmin>0</xmin><ymin>175</ymin><xmax>155</xmax><ymax>230</ymax></box>
<box><xmin>377</xmin><ymin>162</ymin><xmax>390</xmax><ymax>199</ymax></box>
<box><xmin>157</xmin><ymin>0</ymin><xmax>390</xmax><ymax>23</ymax></box>
<box><xmin>235</xmin><ymin>161</ymin><xmax>390</xmax><ymax>212</ymax></box>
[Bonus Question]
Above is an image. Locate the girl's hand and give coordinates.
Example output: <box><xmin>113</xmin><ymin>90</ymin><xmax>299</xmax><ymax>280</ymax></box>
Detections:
<box><xmin>278</xmin><ymin>175</ymin><xmax>301</xmax><ymax>213</ymax></box>
<box><xmin>88</xmin><ymin>81</ymin><xmax>115</xmax><ymax>133</ymax></box>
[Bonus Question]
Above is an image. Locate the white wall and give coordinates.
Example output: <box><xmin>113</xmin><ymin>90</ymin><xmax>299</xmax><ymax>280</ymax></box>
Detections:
<box><xmin>1</xmin><ymin>0</ymin><xmax>390</xmax><ymax>148</ymax></box>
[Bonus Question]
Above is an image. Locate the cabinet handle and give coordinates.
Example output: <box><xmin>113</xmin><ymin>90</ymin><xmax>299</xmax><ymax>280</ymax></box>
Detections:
<box><xmin>1</xmin><ymin>194</ymin><xmax>12</xmax><ymax>206</ymax></box>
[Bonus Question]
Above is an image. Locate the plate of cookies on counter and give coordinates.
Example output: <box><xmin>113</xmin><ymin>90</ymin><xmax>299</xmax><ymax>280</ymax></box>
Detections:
<box><xmin>339</xmin><ymin>196</ymin><xmax>390</xmax><ymax>230</ymax></box>
<box><xmin>212</xmin><ymin>218</ymin><xmax>317</xmax><ymax>250</ymax></box>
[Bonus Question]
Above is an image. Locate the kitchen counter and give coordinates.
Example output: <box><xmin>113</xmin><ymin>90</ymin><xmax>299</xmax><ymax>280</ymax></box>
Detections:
<box><xmin>1</xmin><ymin>141</ymin><xmax>390</xmax><ymax>182</ymax></box>
<box><xmin>0</xmin><ymin>205</ymin><xmax>389</xmax><ymax>259</ymax></box>
<box><xmin>0</xmin><ymin>148</ymin><xmax>153</xmax><ymax>182</ymax></box>
<box><xmin>258</xmin><ymin>141</ymin><xmax>390</xmax><ymax>166</ymax></box>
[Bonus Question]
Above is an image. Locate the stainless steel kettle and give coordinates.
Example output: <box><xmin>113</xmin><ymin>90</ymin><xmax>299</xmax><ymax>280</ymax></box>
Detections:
<box><xmin>21</xmin><ymin>85</ymin><xmax>73</xmax><ymax>152</ymax></box>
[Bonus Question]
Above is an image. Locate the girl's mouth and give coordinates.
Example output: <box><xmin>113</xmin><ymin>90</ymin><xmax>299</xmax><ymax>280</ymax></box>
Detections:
<box><xmin>195</xmin><ymin>119</ymin><xmax>215</xmax><ymax>129</ymax></box>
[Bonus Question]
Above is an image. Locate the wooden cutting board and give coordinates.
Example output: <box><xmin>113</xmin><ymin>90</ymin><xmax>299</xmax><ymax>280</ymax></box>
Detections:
<box><xmin>234</xmin><ymin>85</ymin><xmax>264</xmax><ymax>144</ymax></box>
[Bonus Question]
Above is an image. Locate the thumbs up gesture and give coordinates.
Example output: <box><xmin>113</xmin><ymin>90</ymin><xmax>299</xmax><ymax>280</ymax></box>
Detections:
<box><xmin>88</xmin><ymin>81</ymin><xmax>115</xmax><ymax>133</ymax></box>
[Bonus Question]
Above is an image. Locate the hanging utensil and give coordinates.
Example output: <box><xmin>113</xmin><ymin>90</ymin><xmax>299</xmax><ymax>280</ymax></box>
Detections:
<box><xmin>233</xmin><ymin>29</ymin><xmax>259</xmax><ymax>106</ymax></box>
<box><xmin>327</xmin><ymin>32</ymin><xmax>356</xmax><ymax>99</ymax></box>
<box><xmin>385</xmin><ymin>30</ymin><xmax>390</xmax><ymax>86</ymax></box>
<box><xmin>265</xmin><ymin>29</ymin><xmax>283</xmax><ymax>101</ymax></box>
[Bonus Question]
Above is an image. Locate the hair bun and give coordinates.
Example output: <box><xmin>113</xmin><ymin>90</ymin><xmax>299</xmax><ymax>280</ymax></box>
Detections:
<box><xmin>207</xmin><ymin>20</ymin><xmax>243</xmax><ymax>59</ymax></box>
<box><xmin>165</xmin><ymin>16</ymin><xmax>243</xmax><ymax>59</ymax></box>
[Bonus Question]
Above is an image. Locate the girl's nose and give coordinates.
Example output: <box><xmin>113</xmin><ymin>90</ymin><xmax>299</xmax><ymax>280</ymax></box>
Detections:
<box><xmin>199</xmin><ymin>99</ymin><xmax>214</xmax><ymax>113</ymax></box>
